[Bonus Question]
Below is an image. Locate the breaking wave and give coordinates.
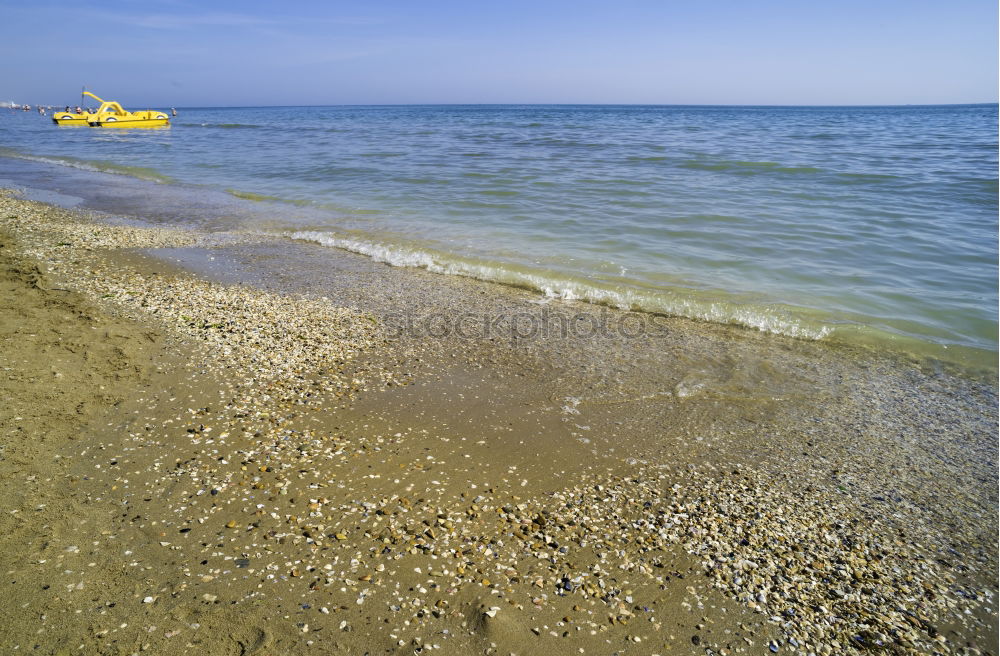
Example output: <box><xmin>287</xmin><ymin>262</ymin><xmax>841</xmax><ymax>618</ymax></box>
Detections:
<box><xmin>0</xmin><ymin>147</ymin><xmax>173</xmax><ymax>184</ymax></box>
<box><xmin>288</xmin><ymin>229</ymin><xmax>832</xmax><ymax>340</ymax></box>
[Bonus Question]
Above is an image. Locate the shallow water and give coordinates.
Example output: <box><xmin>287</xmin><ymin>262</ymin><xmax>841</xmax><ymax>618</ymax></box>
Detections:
<box><xmin>0</xmin><ymin>103</ymin><xmax>996</xmax><ymax>364</ymax></box>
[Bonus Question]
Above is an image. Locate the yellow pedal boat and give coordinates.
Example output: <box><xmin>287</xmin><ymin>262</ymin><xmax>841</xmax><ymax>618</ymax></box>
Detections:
<box><xmin>52</xmin><ymin>91</ymin><xmax>170</xmax><ymax>128</ymax></box>
<box><xmin>51</xmin><ymin>111</ymin><xmax>89</xmax><ymax>126</ymax></box>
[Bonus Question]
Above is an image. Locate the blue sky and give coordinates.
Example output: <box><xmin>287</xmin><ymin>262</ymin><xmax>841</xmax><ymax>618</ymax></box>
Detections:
<box><xmin>2</xmin><ymin>0</ymin><xmax>997</xmax><ymax>106</ymax></box>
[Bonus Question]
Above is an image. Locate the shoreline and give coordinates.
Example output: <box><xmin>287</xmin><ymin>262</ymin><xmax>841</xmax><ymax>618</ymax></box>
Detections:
<box><xmin>0</xmin><ymin>150</ymin><xmax>995</xmax><ymax>373</ymax></box>
<box><xmin>0</xmin><ymin>190</ymin><xmax>996</xmax><ymax>654</ymax></box>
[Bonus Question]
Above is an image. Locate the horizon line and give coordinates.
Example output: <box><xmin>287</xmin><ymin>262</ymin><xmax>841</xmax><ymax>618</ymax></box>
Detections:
<box><xmin>32</xmin><ymin>101</ymin><xmax>996</xmax><ymax>109</ymax></box>
<box><xmin>8</xmin><ymin>99</ymin><xmax>999</xmax><ymax>109</ymax></box>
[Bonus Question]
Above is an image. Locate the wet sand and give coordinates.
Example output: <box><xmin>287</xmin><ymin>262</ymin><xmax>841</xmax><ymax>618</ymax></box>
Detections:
<box><xmin>0</xmin><ymin>191</ymin><xmax>996</xmax><ymax>655</ymax></box>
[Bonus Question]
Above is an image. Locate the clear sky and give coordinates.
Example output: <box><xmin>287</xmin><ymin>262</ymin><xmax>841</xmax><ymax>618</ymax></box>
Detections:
<box><xmin>2</xmin><ymin>0</ymin><xmax>997</xmax><ymax>107</ymax></box>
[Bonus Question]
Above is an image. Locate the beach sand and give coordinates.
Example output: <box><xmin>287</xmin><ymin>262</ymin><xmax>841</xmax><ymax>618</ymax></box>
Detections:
<box><xmin>0</xmin><ymin>191</ymin><xmax>996</xmax><ymax>655</ymax></box>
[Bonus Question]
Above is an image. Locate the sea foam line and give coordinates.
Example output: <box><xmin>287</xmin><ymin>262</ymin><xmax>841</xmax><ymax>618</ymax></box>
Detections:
<box><xmin>0</xmin><ymin>148</ymin><xmax>172</xmax><ymax>184</ymax></box>
<box><xmin>288</xmin><ymin>229</ymin><xmax>832</xmax><ymax>341</ymax></box>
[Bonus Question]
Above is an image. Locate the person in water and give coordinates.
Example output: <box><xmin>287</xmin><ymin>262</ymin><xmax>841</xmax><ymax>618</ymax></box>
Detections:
<box><xmin>171</xmin><ymin>108</ymin><xmax>177</xmax><ymax>116</ymax></box>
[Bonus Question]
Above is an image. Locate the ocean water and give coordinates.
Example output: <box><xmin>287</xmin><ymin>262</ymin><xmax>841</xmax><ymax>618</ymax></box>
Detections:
<box><xmin>1</xmin><ymin>104</ymin><xmax>996</xmax><ymax>364</ymax></box>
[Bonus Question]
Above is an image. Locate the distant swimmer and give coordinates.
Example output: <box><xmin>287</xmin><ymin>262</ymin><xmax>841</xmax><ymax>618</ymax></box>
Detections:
<box><xmin>171</xmin><ymin>107</ymin><xmax>177</xmax><ymax>116</ymax></box>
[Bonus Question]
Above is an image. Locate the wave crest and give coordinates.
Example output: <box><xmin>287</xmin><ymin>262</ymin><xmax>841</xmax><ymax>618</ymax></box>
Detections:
<box><xmin>288</xmin><ymin>229</ymin><xmax>832</xmax><ymax>340</ymax></box>
<box><xmin>0</xmin><ymin>148</ymin><xmax>172</xmax><ymax>183</ymax></box>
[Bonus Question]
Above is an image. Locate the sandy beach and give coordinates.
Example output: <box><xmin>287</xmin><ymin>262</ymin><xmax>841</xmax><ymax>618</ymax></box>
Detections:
<box><xmin>0</xmin><ymin>190</ymin><xmax>996</xmax><ymax>655</ymax></box>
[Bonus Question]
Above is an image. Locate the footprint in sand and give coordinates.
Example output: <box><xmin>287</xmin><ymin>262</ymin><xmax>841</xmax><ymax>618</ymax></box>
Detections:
<box><xmin>463</xmin><ymin>598</ymin><xmax>530</xmax><ymax>653</ymax></box>
<box><xmin>233</xmin><ymin>626</ymin><xmax>272</xmax><ymax>656</ymax></box>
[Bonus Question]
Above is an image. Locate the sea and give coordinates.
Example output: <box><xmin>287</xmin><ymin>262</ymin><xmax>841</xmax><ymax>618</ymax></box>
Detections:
<box><xmin>0</xmin><ymin>104</ymin><xmax>996</xmax><ymax>368</ymax></box>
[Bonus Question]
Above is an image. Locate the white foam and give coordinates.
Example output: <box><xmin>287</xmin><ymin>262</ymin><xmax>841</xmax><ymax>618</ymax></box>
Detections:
<box><xmin>0</xmin><ymin>149</ymin><xmax>171</xmax><ymax>183</ymax></box>
<box><xmin>288</xmin><ymin>229</ymin><xmax>833</xmax><ymax>341</ymax></box>
<box><xmin>561</xmin><ymin>397</ymin><xmax>582</xmax><ymax>415</ymax></box>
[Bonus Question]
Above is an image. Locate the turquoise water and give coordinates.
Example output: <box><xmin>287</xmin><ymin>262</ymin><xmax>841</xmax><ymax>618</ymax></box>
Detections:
<box><xmin>1</xmin><ymin>104</ymin><xmax>996</xmax><ymax>361</ymax></box>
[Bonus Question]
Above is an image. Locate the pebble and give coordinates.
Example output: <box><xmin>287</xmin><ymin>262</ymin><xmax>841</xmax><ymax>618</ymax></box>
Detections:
<box><xmin>1</xmin><ymin>192</ymin><xmax>994</xmax><ymax>656</ymax></box>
